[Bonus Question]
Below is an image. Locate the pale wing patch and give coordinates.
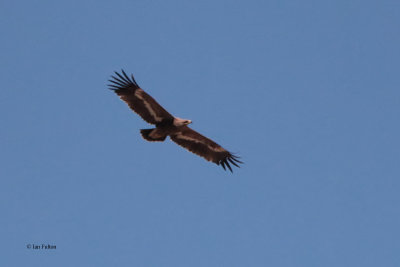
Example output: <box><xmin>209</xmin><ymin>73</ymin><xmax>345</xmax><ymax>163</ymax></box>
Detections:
<box><xmin>175</xmin><ymin>132</ymin><xmax>226</xmax><ymax>153</ymax></box>
<box><xmin>134</xmin><ymin>89</ymin><xmax>163</xmax><ymax>122</ymax></box>
<box><xmin>210</xmin><ymin>146</ymin><xmax>226</xmax><ymax>152</ymax></box>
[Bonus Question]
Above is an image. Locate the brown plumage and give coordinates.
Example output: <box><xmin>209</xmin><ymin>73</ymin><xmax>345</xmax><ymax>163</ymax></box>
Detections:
<box><xmin>108</xmin><ymin>70</ymin><xmax>242</xmax><ymax>172</ymax></box>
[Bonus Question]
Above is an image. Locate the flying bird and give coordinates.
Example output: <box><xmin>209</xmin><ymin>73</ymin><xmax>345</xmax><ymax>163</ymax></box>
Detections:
<box><xmin>108</xmin><ymin>70</ymin><xmax>242</xmax><ymax>172</ymax></box>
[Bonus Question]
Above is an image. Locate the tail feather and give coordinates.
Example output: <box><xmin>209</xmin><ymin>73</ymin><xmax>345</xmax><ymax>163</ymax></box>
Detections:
<box><xmin>140</xmin><ymin>128</ymin><xmax>166</xmax><ymax>142</ymax></box>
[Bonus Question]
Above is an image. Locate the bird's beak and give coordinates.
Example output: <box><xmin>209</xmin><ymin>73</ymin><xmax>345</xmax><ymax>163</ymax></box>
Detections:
<box><xmin>188</xmin><ymin>120</ymin><xmax>192</xmax><ymax>124</ymax></box>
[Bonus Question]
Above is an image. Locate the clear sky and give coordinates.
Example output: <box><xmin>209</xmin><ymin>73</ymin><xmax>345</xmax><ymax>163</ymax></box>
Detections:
<box><xmin>1</xmin><ymin>0</ymin><xmax>399</xmax><ymax>266</ymax></box>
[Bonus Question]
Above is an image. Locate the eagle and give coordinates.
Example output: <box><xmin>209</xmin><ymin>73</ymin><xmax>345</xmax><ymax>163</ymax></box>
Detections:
<box><xmin>108</xmin><ymin>70</ymin><xmax>242</xmax><ymax>172</ymax></box>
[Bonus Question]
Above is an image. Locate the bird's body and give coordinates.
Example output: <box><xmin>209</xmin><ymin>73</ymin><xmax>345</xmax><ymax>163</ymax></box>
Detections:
<box><xmin>108</xmin><ymin>70</ymin><xmax>242</xmax><ymax>172</ymax></box>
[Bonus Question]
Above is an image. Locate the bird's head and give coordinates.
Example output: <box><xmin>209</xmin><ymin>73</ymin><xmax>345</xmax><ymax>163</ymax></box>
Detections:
<box><xmin>173</xmin><ymin>117</ymin><xmax>192</xmax><ymax>126</ymax></box>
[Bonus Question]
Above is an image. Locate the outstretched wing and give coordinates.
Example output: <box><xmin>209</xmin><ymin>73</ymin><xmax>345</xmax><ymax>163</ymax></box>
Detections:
<box><xmin>170</xmin><ymin>126</ymin><xmax>242</xmax><ymax>172</ymax></box>
<box><xmin>108</xmin><ymin>70</ymin><xmax>174</xmax><ymax>125</ymax></box>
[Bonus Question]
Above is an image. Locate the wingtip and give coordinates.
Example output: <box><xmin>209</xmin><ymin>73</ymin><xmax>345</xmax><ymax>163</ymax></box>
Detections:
<box><xmin>220</xmin><ymin>161</ymin><xmax>226</xmax><ymax>170</ymax></box>
<box><xmin>109</xmin><ymin>70</ymin><xmax>140</xmax><ymax>89</ymax></box>
<box><xmin>225</xmin><ymin>159</ymin><xmax>233</xmax><ymax>172</ymax></box>
<box><xmin>231</xmin><ymin>154</ymin><xmax>244</xmax><ymax>164</ymax></box>
<box><xmin>218</xmin><ymin>159</ymin><xmax>234</xmax><ymax>173</ymax></box>
<box><xmin>217</xmin><ymin>153</ymin><xmax>243</xmax><ymax>172</ymax></box>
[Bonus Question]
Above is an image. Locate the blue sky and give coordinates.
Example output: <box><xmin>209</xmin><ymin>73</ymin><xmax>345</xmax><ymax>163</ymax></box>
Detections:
<box><xmin>1</xmin><ymin>0</ymin><xmax>399</xmax><ymax>266</ymax></box>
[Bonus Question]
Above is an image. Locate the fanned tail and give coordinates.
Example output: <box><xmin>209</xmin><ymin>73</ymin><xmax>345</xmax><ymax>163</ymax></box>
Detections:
<box><xmin>140</xmin><ymin>128</ymin><xmax>167</xmax><ymax>142</ymax></box>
